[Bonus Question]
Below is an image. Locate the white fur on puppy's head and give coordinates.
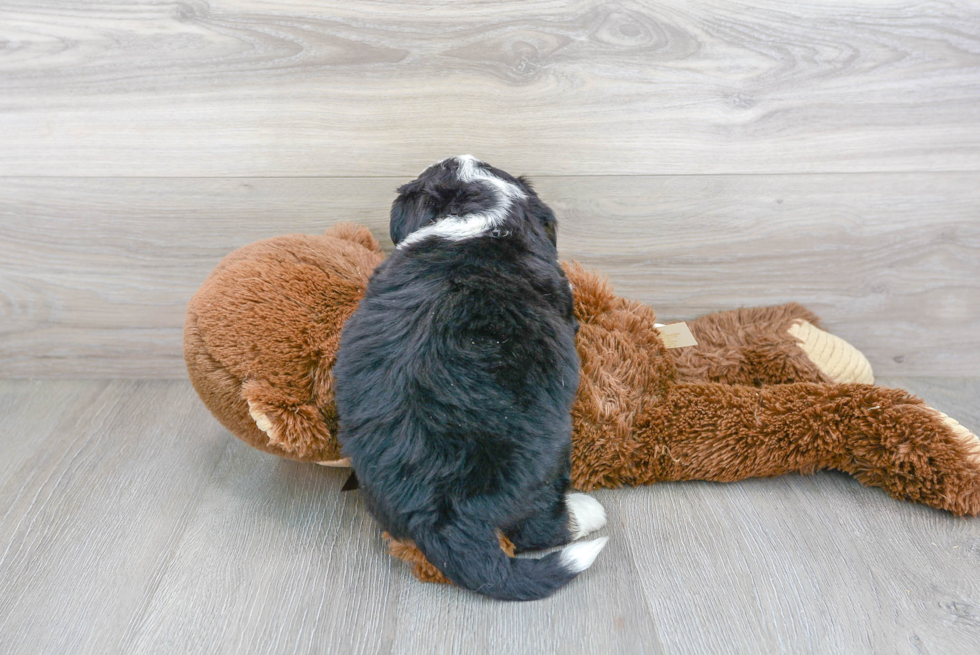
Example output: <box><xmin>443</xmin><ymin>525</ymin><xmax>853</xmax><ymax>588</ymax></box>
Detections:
<box><xmin>391</xmin><ymin>155</ymin><xmax>532</xmax><ymax>249</ymax></box>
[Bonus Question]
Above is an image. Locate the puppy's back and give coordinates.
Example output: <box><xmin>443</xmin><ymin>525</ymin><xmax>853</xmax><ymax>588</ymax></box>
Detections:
<box><xmin>335</xmin><ymin>155</ymin><xmax>604</xmax><ymax>600</ymax></box>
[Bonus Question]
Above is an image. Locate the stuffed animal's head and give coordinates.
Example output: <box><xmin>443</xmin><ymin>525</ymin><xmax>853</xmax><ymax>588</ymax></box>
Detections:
<box><xmin>389</xmin><ymin>154</ymin><xmax>559</xmax><ymax>251</ymax></box>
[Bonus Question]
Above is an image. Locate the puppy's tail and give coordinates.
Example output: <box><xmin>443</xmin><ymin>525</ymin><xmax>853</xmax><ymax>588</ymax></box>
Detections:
<box><xmin>412</xmin><ymin>520</ymin><xmax>608</xmax><ymax>601</ymax></box>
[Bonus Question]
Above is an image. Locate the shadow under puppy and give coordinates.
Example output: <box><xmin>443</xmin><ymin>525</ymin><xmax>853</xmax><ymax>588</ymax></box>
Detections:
<box><xmin>334</xmin><ymin>155</ymin><xmax>608</xmax><ymax>601</ymax></box>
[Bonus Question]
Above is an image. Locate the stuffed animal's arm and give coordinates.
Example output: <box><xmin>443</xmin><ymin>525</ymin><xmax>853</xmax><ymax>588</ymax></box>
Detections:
<box><xmin>669</xmin><ymin>304</ymin><xmax>873</xmax><ymax>386</ymax></box>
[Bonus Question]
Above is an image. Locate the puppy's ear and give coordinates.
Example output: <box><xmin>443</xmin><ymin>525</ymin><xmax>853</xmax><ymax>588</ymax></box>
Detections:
<box><xmin>524</xmin><ymin>192</ymin><xmax>558</xmax><ymax>247</ymax></box>
<box><xmin>390</xmin><ymin>183</ymin><xmax>437</xmax><ymax>246</ymax></box>
<box><xmin>542</xmin><ymin>217</ymin><xmax>557</xmax><ymax>247</ymax></box>
<box><xmin>538</xmin><ymin>204</ymin><xmax>558</xmax><ymax>247</ymax></box>
<box><xmin>516</xmin><ymin>175</ymin><xmax>536</xmax><ymax>193</ymax></box>
<box><xmin>516</xmin><ymin>176</ymin><xmax>558</xmax><ymax>246</ymax></box>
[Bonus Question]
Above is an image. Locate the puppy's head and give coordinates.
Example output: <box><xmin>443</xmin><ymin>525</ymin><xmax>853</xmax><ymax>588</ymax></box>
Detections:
<box><xmin>390</xmin><ymin>155</ymin><xmax>558</xmax><ymax>250</ymax></box>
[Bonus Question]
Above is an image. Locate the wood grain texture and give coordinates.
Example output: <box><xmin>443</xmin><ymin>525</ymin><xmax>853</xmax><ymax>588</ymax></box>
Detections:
<box><xmin>0</xmin><ymin>380</ymin><xmax>89</xmax><ymax>487</ymax></box>
<box><xmin>626</xmin><ymin>377</ymin><xmax>980</xmax><ymax>654</ymax></box>
<box><xmin>0</xmin><ymin>378</ymin><xmax>977</xmax><ymax>654</ymax></box>
<box><xmin>1</xmin><ymin>1</ymin><xmax>979</xmax><ymax>176</ymax></box>
<box><xmin>0</xmin><ymin>380</ymin><xmax>232</xmax><ymax>655</ymax></box>
<box><xmin>124</xmin><ymin>445</ymin><xmax>405</xmax><ymax>654</ymax></box>
<box><xmin>3</xmin><ymin>1</ymin><xmax>978</xmax><ymax>651</ymax></box>
<box><xmin>1</xmin><ymin>174</ymin><xmax>977</xmax><ymax>378</ymax></box>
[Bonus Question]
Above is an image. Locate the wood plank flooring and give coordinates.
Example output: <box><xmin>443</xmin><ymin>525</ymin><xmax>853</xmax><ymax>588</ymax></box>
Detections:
<box><xmin>2</xmin><ymin>2</ymin><xmax>978</xmax><ymax>653</ymax></box>
<box><xmin>1</xmin><ymin>378</ymin><xmax>978</xmax><ymax>654</ymax></box>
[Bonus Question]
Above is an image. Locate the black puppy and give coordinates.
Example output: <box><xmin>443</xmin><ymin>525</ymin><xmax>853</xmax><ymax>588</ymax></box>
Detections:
<box><xmin>334</xmin><ymin>155</ymin><xmax>607</xmax><ymax>601</ymax></box>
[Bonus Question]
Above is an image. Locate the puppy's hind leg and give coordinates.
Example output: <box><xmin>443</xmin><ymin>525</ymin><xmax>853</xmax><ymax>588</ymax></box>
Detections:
<box><xmin>507</xmin><ymin>487</ymin><xmax>607</xmax><ymax>552</ymax></box>
<box><xmin>566</xmin><ymin>493</ymin><xmax>607</xmax><ymax>540</ymax></box>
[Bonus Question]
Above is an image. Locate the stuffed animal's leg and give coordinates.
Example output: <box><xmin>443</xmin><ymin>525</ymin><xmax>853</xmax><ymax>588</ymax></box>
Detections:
<box><xmin>669</xmin><ymin>304</ymin><xmax>873</xmax><ymax>386</ymax></box>
<box><xmin>574</xmin><ymin>382</ymin><xmax>980</xmax><ymax>516</ymax></box>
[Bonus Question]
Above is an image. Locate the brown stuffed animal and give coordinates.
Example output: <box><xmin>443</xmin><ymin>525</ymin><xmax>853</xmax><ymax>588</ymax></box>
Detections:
<box><xmin>184</xmin><ymin>223</ymin><xmax>980</xmax><ymax>584</ymax></box>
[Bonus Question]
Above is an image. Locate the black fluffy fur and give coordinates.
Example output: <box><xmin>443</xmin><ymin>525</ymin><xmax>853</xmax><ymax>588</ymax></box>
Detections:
<box><xmin>334</xmin><ymin>157</ymin><xmax>582</xmax><ymax>601</ymax></box>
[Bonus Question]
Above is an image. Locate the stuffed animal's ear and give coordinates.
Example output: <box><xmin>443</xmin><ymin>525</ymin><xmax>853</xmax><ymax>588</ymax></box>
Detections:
<box><xmin>390</xmin><ymin>183</ymin><xmax>437</xmax><ymax>246</ymax></box>
<box><xmin>324</xmin><ymin>222</ymin><xmax>382</xmax><ymax>253</ymax></box>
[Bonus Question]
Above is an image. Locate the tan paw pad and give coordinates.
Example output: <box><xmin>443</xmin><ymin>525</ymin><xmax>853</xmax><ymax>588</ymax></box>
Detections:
<box><xmin>247</xmin><ymin>400</ymin><xmax>280</xmax><ymax>444</ymax></box>
<box><xmin>787</xmin><ymin>319</ymin><xmax>874</xmax><ymax>385</ymax></box>
<box><xmin>932</xmin><ymin>409</ymin><xmax>980</xmax><ymax>468</ymax></box>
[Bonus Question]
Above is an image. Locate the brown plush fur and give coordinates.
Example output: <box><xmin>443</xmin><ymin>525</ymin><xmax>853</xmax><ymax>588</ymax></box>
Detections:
<box><xmin>674</xmin><ymin>303</ymin><xmax>831</xmax><ymax>385</ymax></box>
<box><xmin>564</xmin><ymin>266</ymin><xmax>979</xmax><ymax>517</ymax></box>
<box><xmin>184</xmin><ymin>225</ymin><xmax>980</xmax><ymax>583</ymax></box>
<box><xmin>185</xmin><ymin>224</ymin><xmax>384</xmax><ymax>461</ymax></box>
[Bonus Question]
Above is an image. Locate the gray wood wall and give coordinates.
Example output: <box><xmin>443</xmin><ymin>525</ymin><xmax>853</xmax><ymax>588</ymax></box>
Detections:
<box><xmin>1</xmin><ymin>1</ymin><xmax>978</xmax><ymax>378</ymax></box>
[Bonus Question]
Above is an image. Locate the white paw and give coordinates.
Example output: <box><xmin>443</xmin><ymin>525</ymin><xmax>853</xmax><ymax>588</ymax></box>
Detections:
<box><xmin>566</xmin><ymin>493</ymin><xmax>607</xmax><ymax>540</ymax></box>
<box><xmin>560</xmin><ymin>536</ymin><xmax>609</xmax><ymax>573</ymax></box>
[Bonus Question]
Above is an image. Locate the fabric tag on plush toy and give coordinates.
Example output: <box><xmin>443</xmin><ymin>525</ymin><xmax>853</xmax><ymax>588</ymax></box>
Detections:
<box><xmin>656</xmin><ymin>322</ymin><xmax>698</xmax><ymax>349</ymax></box>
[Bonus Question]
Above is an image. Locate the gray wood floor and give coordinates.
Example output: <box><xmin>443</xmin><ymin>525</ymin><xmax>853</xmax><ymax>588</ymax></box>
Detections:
<box><xmin>1</xmin><ymin>378</ymin><xmax>978</xmax><ymax>655</ymax></box>
<box><xmin>2</xmin><ymin>2</ymin><xmax>979</xmax><ymax>653</ymax></box>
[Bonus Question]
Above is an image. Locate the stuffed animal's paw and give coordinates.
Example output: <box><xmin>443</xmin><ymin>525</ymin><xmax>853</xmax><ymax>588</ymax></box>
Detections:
<box><xmin>923</xmin><ymin>407</ymin><xmax>980</xmax><ymax>516</ymax></box>
<box><xmin>931</xmin><ymin>409</ymin><xmax>980</xmax><ymax>470</ymax></box>
<box><xmin>788</xmin><ymin>319</ymin><xmax>874</xmax><ymax>385</ymax></box>
<box><xmin>566</xmin><ymin>493</ymin><xmax>607</xmax><ymax>540</ymax></box>
<box><xmin>854</xmin><ymin>399</ymin><xmax>980</xmax><ymax>516</ymax></box>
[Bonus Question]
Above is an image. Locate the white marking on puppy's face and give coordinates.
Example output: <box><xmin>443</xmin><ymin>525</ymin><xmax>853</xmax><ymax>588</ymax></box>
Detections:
<box><xmin>396</xmin><ymin>155</ymin><xmax>527</xmax><ymax>249</ymax></box>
